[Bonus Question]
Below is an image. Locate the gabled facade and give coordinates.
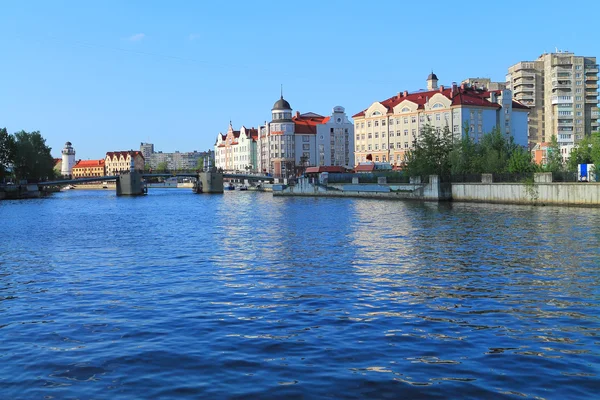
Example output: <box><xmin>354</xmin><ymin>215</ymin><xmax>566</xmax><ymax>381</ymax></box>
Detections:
<box><xmin>214</xmin><ymin>123</ymin><xmax>259</xmax><ymax>172</ymax></box>
<box><xmin>352</xmin><ymin>73</ymin><xmax>529</xmax><ymax>166</ymax></box>
<box><xmin>105</xmin><ymin>151</ymin><xmax>144</xmax><ymax>175</ymax></box>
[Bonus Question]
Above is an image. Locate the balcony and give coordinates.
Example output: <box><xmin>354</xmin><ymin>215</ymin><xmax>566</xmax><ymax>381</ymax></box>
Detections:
<box><xmin>557</xmin><ymin>121</ymin><xmax>574</xmax><ymax>127</ymax></box>
<box><xmin>585</xmin><ymin>75</ymin><xmax>598</xmax><ymax>81</ymax></box>
<box><xmin>585</xmin><ymin>64</ymin><xmax>599</xmax><ymax>73</ymax></box>
<box><xmin>585</xmin><ymin>83</ymin><xmax>598</xmax><ymax>90</ymax></box>
<box><xmin>551</xmin><ymin>96</ymin><xmax>573</xmax><ymax>104</ymax></box>
<box><xmin>557</xmin><ymin>135</ymin><xmax>573</xmax><ymax>143</ymax></box>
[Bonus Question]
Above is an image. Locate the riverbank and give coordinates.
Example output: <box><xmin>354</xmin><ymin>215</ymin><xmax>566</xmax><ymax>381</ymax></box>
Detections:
<box><xmin>275</xmin><ymin>174</ymin><xmax>600</xmax><ymax>207</ymax></box>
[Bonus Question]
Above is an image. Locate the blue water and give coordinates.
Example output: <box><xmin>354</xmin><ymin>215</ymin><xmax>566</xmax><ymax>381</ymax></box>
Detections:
<box><xmin>1</xmin><ymin>189</ymin><xmax>599</xmax><ymax>399</ymax></box>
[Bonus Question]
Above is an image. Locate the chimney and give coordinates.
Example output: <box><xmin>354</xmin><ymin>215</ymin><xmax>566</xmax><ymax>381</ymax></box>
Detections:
<box><xmin>439</xmin><ymin>85</ymin><xmax>444</xmax><ymax>92</ymax></box>
<box><xmin>460</xmin><ymin>83</ymin><xmax>466</xmax><ymax>91</ymax></box>
<box><xmin>295</xmin><ymin>111</ymin><xmax>300</xmax><ymax>118</ymax></box>
<box><xmin>489</xmin><ymin>91</ymin><xmax>497</xmax><ymax>103</ymax></box>
<box><xmin>397</xmin><ymin>92</ymin><xmax>401</xmax><ymax>98</ymax></box>
<box><xmin>403</xmin><ymin>90</ymin><xmax>408</xmax><ymax>97</ymax></box>
<box><xmin>451</xmin><ymin>82</ymin><xmax>457</xmax><ymax>96</ymax></box>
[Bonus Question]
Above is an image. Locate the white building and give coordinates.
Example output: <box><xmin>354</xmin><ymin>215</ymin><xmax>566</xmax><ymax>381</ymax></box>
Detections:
<box><xmin>256</xmin><ymin>96</ymin><xmax>354</xmax><ymax>177</ymax></box>
<box><xmin>60</xmin><ymin>141</ymin><xmax>76</xmax><ymax>177</ymax></box>
<box><xmin>214</xmin><ymin>123</ymin><xmax>259</xmax><ymax>172</ymax></box>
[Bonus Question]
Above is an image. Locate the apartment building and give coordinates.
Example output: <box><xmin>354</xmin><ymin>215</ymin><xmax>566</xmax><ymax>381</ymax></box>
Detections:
<box><xmin>254</xmin><ymin>97</ymin><xmax>354</xmax><ymax>177</ymax></box>
<box><xmin>214</xmin><ymin>124</ymin><xmax>259</xmax><ymax>172</ymax></box>
<box><xmin>506</xmin><ymin>52</ymin><xmax>599</xmax><ymax>149</ymax></box>
<box><xmin>352</xmin><ymin>73</ymin><xmax>529</xmax><ymax>166</ymax></box>
<box><xmin>140</xmin><ymin>143</ymin><xmax>213</xmax><ymax>170</ymax></box>
<box><xmin>105</xmin><ymin>151</ymin><xmax>144</xmax><ymax>175</ymax></box>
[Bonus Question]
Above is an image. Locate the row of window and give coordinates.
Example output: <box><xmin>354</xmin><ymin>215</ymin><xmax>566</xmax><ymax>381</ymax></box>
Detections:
<box><xmin>355</xmin><ymin>114</ymin><xmax>456</xmax><ymax>129</ymax></box>
<box><xmin>356</xmin><ymin>142</ymin><xmax>412</xmax><ymax>151</ymax></box>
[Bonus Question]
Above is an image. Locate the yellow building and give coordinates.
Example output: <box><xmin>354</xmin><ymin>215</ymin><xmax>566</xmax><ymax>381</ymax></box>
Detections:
<box><xmin>72</xmin><ymin>159</ymin><xmax>106</xmax><ymax>178</ymax></box>
<box><xmin>352</xmin><ymin>73</ymin><xmax>529</xmax><ymax>167</ymax></box>
<box><xmin>105</xmin><ymin>151</ymin><xmax>144</xmax><ymax>175</ymax></box>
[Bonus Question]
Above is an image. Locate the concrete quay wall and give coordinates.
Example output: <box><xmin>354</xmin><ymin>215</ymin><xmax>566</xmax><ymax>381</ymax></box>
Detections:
<box><xmin>452</xmin><ymin>182</ymin><xmax>600</xmax><ymax>206</ymax></box>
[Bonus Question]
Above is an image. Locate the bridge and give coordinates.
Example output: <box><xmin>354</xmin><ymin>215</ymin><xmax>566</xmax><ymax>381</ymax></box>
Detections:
<box><xmin>39</xmin><ymin>168</ymin><xmax>274</xmax><ymax>196</ymax></box>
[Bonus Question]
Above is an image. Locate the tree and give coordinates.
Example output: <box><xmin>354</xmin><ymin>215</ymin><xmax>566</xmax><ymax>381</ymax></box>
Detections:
<box><xmin>567</xmin><ymin>136</ymin><xmax>594</xmax><ymax>171</ymax></box>
<box><xmin>404</xmin><ymin>124</ymin><xmax>453</xmax><ymax>177</ymax></box>
<box><xmin>449</xmin><ymin>125</ymin><xmax>477</xmax><ymax>175</ymax></box>
<box><xmin>507</xmin><ymin>146</ymin><xmax>536</xmax><ymax>173</ymax></box>
<box><xmin>196</xmin><ymin>157</ymin><xmax>205</xmax><ymax>170</ymax></box>
<box><xmin>0</xmin><ymin>127</ymin><xmax>15</xmax><ymax>179</ymax></box>
<box><xmin>156</xmin><ymin>161</ymin><xmax>168</xmax><ymax>172</ymax></box>
<box><xmin>544</xmin><ymin>135</ymin><xmax>563</xmax><ymax>173</ymax></box>
<box><xmin>11</xmin><ymin>130</ymin><xmax>55</xmax><ymax>182</ymax></box>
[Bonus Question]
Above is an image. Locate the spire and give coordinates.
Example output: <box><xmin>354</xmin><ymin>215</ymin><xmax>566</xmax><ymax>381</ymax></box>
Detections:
<box><xmin>281</xmin><ymin>84</ymin><xmax>283</xmax><ymax>99</ymax></box>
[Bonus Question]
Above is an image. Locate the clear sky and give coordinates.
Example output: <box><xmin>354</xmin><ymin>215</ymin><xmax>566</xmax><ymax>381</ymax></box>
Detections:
<box><xmin>1</xmin><ymin>0</ymin><xmax>598</xmax><ymax>160</ymax></box>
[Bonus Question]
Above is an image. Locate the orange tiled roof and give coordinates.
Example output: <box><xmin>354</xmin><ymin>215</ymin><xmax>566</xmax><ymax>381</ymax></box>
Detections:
<box><xmin>73</xmin><ymin>159</ymin><xmax>105</xmax><ymax>169</ymax></box>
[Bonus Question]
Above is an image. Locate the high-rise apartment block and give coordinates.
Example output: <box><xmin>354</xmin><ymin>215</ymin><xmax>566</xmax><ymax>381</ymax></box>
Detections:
<box><xmin>506</xmin><ymin>52</ymin><xmax>599</xmax><ymax>148</ymax></box>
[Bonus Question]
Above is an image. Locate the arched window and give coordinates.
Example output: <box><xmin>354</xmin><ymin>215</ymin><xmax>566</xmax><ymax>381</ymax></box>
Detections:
<box><xmin>432</xmin><ymin>103</ymin><xmax>444</xmax><ymax>109</ymax></box>
<box><xmin>401</xmin><ymin>107</ymin><xmax>411</xmax><ymax>113</ymax></box>
<box><xmin>372</xmin><ymin>111</ymin><xmax>381</xmax><ymax>116</ymax></box>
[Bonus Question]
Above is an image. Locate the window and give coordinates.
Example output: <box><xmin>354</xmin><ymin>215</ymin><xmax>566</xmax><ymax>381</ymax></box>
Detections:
<box><xmin>389</xmin><ymin>119</ymin><xmax>394</xmax><ymax>125</ymax></box>
<box><xmin>375</xmin><ymin>132</ymin><xmax>379</xmax><ymax>138</ymax></box>
<box><xmin>432</xmin><ymin>103</ymin><xmax>444</xmax><ymax>109</ymax></box>
<box><xmin>375</xmin><ymin>121</ymin><xmax>379</xmax><ymax>127</ymax></box>
<box><xmin>404</xmin><ymin>142</ymin><xmax>409</xmax><ymax>148</ymax></box>
<box><xmin>436</xmin><ymin>114</ymin><xmax>441</xmax><ymax>121</ymax></box>
<box><xmin>383</xmin><ymin>156</ymin><xmax>386</xmax><ymax>162</ymax></box>
<box><xmin>361</xmin><ymin>123</ymin><xmax>365</xmax><ymax>128</ymax></box>
<box><xmin>382</xmin><ymin>133</ymin><xmax>386</xmax><ymax>138</ymax></box>
<box><xmin>356</xmin><ymin>134</ymin><xmax>360</xmax><ymax>140</ymax></box>
<box><xmin>403</xmin><ymin>117</ymin><xmax>408</xmax><ymax>124</ymax></box>
<box><xmin>361</xmin><ymin>134</ymin><xmax>365</xmax><ymax>140</ymax></box>
<box><xmin>389</xmin><ymin>143</ymin><xmax>394</xmax><ymax>149</ymax></box>
<box><xmin>576</xmin><ymin>96</ymin><xmax>583</xmax><ymax>101</ymax></box>
<box><xmin>453</xmin><ymin>125</ymin><xmax>459</xmax><ymax>133</ymax></box>
<box><xmin>412</xmin><ymin>129</ymin><xmax>416</xmax><ymax>136</ymax></box>
<box><xmin>576</xmin><ymin>104</ymin><xmax>582</xmax><ymax>109</ymax></box>
<box><xmin>375</xmin><ymin>156</ymin><xmax>379</xmax><ymax>161</ymax></box>
<box><xmin>368</xmin><ymin>144</ymin><xmax>372</xmax><ymax>151</ymax></box>
<box><xmin>404</xmin><ymin>129</ymin><xmax>408</xmax><ymax>136</ymax></box>
<box><xmin>375</xmin><ymin>144</ymin><xmax>379</xmax><ymax>150</ymax></box>
<box><xmin>576</xmin><ymin>88</ymin><xmax>583</xmax><ymax>93</ymax></box>
<box><xmin>382</xmin><ymin>144</ymin><xmax>386</xmax><ymax>150</ymax></box>
<box><xmin>367</xmin><ymin>121</ymin><xmax>371</xmax><ymax>127</ymax></box>
<box><xmin>576</xmin><ymin>112</ymin><xmax>582</xmax><ymax>116</ymax></box>
<box><xmin>381</xmin><ymin>120</ymin><xmax>386</xmax><ymax>126</ymax></box>
<box><xmin>576</xmin><ymin>81</ymin><xmax>583</xmax><ymax>85</ymax></box>
<box><xmin>411</xmin><ymin>116</ymin><xmax>416</xmax><ymax>123</ymax></box>
<box><xmin>368</xmin><ymin>133</ymin><xmax>372</xmax><ymax>139</ymax></box>
<box><xmin>389</xmin><ymin>131</ymin><xmax>394</xmax><ymax>137</ymax></box>
<box><xmin>303</xmin><ymin>144</ymin><xmax>310</xmax><ymax>150</ymax></box>
<box><xmin>401</xmin><ymin>107</ymin><xmax>410</xmax><ymax>113</ymax></box>
<box><xmin>396</xmin><ymin>130</ymin><xmax>401</xmax><ymax>136</ymax></box>
<box><xmin>576</xmin><ymin>65</ymin><xmax>582</xmax><ymax>70</ymax></box>
<box><xmin>303</xmin><ymin>136</ymin><xmax>309</xmax><ymax>142</ymax></box>
<box><xmin>361</xmin><ymin>145</ymin><xmax>365</xmax><ymax>151</ymax></box>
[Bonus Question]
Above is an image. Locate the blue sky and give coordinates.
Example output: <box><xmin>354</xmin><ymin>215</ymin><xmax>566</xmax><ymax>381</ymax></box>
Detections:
<box><xmin>1</xmin><ymin>0</ymin><xmax>598</xmax><ymax>159</ymax></box>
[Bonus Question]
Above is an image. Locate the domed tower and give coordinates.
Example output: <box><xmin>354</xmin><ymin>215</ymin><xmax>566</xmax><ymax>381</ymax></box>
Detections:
<box><xmin>271</xmin><ymin>96</ymin><xmax>293</xmax><ymax>123</ymax></box>
<box><xmin>427</xmin><ymin>71</ymin><xmax>439</xmax><ymax>90</ymax></box>
<box><xmin>61</xmin><ymin>141</ymin><xmax>76</xmax><ymax>177</ymax></box>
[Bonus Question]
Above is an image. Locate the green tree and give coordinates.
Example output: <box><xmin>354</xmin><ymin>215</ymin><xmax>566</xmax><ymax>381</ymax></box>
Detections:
<box><xmin>567</xmin><ymin>136</ymin><xmax>594</xmax><ymax>171</ymax></box>
<box><xmin>475</xmin><ymin>127</ymin><xmax>512</xmax><ymax>174</ymax></box>
<box><xmin>12</xmin><ymin>130</ymin><xmax>55</xmax><ymax>182</ymax></box>
<box><xmin>156</xmin><ymin>161</ymin><xmax>168</xmax><ymax>172</ymax></box>
<box><xmin>544</xmin><ymin>135</ymin><xmax>563</xmax><ymax>173</ymax></box>
<box><xmin>196</xmin><ymin>156</ymin><xmax>205</xmax><ymax>170</ymax></box>
<box><xmin>0</xmin><ymin>127</ymin><xmax>15</xmax><ymax>179</ymax></box>
<box><xmin>449</xmin><ymin>125</ymin><xmax>477</xmax><ymax>174</ymax></box>
<box><xmin>404</xmin><ymin>124</ymin><xmax>453</xmax><ymax>177</ymax></box>
<box><xmin>507</xmin><ymin>146</ymin><xmax>535</xmax><ymax>173</ymax></box>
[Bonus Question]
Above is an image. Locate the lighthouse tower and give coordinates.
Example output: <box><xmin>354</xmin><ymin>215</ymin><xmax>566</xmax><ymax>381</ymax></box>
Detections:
<box><xmin>61</xmin><ymin>141</ymin><xmax>76</xmax><ymax>177</ymax></box>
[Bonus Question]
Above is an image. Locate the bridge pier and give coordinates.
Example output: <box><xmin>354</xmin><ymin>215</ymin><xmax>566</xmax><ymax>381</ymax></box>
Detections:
<box><xmin>116</xmin><ymin>171</ymin><xmax>146</xmax><ymax>196</ymax></box>
<box><xmin>194</xmin><ymin>167</ymin><xmax>223</xmax><ymax>193</ymax></box>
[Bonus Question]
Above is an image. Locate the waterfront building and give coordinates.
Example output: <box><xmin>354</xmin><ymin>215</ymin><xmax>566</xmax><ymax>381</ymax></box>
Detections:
<box><xmin>72</xmin><ymin>159</ymin><xmax>106</xmax><ymax>178</ymax></box>
<box><xmin>60</xmin><ymin>142</ymin><xmax>76</xmax><ymax>177</ymax></box>
<box><xmin>214</xmin><ymin>124</ymin><xmax>259</xmax><ymax>172</ymax></box>
<box><xmin>506</xmin><ymin>52</ymin><xmax>599</xmax><ymax>150</ymax></box>
<box><xmin>254</xmin><ymin>97</ymin><xmax>354</xmax><ymax>177</ymax></box>
<box><xmin>352</xmin><ymin>73</ymin><xmax>529</xmax><ymax>167</ymax></box>
<box><xmin>140</xmin><ymin>143</ymin><xmax>213</xmax><ymax>170</ymax></box>
<box><xmin>105</xmin><ymin>151</ymin><xmax>144</xmax><ymax>175</ymax></box>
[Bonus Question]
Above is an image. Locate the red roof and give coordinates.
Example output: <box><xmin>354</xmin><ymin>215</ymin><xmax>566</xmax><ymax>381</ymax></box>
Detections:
<box><xmin>293</xmin><ymin>113</ymin><xmax>326</xmax><ymax>134</ymax></box>
<box><xmin>352</xmin><ymin>86</ymin><xmax>529</xmax><ymax>118</ymax></box>
<box><xmin>73</xmin><ymin>159</ymin><xmax>105</xmax><ymax>169</ymax></box>
<box><xmin>106</xmin><ymin>151</ymin><xmax>144</xmax><ymax>160</ymax></box>
<box><xmin>305</xmin><ymin>166</ymin><xmax>346</xmax><ymax>174</ymax></box>
<box><xmin>354</xmin><ymin>163</ymin><xmax>375</xmax><ymax>172</ymax></box>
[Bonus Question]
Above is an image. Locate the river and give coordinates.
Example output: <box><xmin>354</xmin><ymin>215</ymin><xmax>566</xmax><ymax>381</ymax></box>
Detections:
<box><xmin>1</xmin><ymin>189</ymin><xmax>599</xmax><ymax>399</ymax></box>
